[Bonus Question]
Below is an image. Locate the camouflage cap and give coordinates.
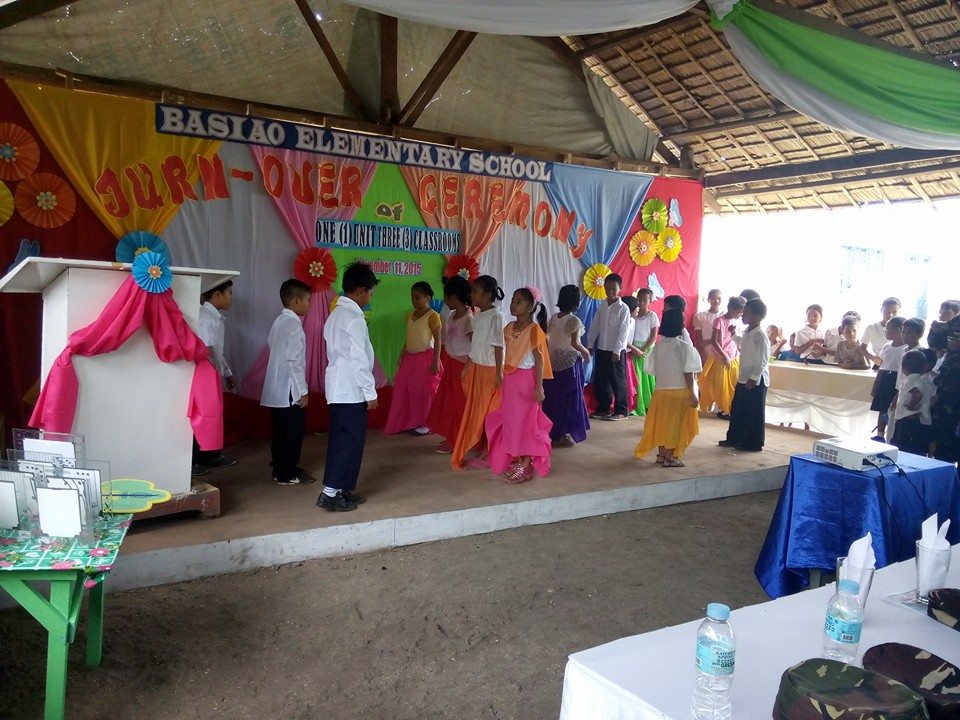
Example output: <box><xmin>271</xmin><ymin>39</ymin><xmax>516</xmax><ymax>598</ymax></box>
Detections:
<box><xmin>773</xmin><ymin>658</ymin><xmax>929</xmax><ymax>720</ymax></box>
<box><xmin>926</xmin><ymin>589</ymin><xmax>960</xmax><ymax>632</ymax></box>
<box><xmin>863</xmin><ymin>643</ymin><xmax>960</xmax><ymax>720</ymax></box>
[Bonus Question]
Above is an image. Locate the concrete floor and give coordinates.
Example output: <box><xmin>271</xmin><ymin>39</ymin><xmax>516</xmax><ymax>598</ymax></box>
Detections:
<box><xmin>0</xmin><ymin>490</ymin><xmax>782</xmax><ymax>720</ymax></box>
<box><xmin>123</xmin><ymin>416</ymin><xmax>817</xmax><ymax>555</ymax></box>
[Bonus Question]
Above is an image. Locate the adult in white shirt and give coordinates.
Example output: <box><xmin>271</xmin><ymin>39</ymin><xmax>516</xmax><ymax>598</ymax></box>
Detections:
<box><xmin>720</xmin><ymin>298</ymin><xmax>771</xmax><ymax>452</ymax></box>
<box><xmin>261</xmin><ymin>279</ymin><xmax>312</xmax><ymax>486</ymax></box>
<box><xmin>320</xmin><ymin>263</ymin><xmax>380</xmax><ymax>511</ymax></box>
<box><xmin>586</xmin><ymin>274</ymin><xmax>631</xmax><ymax>420</ymax></box>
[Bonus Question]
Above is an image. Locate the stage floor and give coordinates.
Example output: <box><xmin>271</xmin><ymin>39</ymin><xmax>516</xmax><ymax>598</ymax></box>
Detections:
<box><xmin>122</xmin><ymin>416</ymin><xmax>819</xmax><ymax>557</ymax></box>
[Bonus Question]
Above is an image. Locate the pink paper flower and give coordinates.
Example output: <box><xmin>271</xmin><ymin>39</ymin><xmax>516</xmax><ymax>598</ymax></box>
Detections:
<box><xmin>52</xmin><ymin>560</ymin><xmax>77</xmax><ymax>570</ymax></box>
<box><xmin>89</xmin><ymin>547</ymin><xmax>110</xmax><ymax>557</ymax></box>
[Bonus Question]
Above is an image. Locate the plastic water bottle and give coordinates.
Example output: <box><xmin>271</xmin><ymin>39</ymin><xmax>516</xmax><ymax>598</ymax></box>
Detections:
<box><xmin>692</xmin><ymin>603</ymin><xmax>735</xmax><ymax>720</ymax></box>
<box><xmin>822</xmin><ymin>579</ymin><xmax>863</xmax><ymax>663</ymax></box>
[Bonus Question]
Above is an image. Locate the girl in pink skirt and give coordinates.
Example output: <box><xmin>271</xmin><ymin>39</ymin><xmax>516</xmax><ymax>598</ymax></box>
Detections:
<box><xmin>384</xmin><ymin>281</ymin><xmax>443</xmax><ymax>435</ymax></box>
<box><xmin>485</xmin><ymin>286</ymin><xmax>554</xmax><ymax>483</ymax></box>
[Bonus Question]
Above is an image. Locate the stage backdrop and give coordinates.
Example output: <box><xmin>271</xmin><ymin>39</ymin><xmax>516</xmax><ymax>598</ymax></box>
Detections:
<box><xmin>0</xmin><ymin>78</ymin><xmax>702</xmax><ymax>431</ymax></box>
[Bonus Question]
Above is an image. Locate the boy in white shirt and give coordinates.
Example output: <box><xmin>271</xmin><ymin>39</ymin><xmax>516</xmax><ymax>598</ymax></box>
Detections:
<box><xmin>890</xmin><ymin>349</ymin><xmax>933</xmax><ymax>455</ymax></box>
<box><xmin>318</xmin><ymin>262</ymin><xmax>380</xmax><ymax>511</ymax></box>
<box><xmin>861</xmin><ymin>297</ymin><xmax>900</xmax><ymax>362</ymax></box>
<box><xmin>719</xmin><ymin>298</ymin><xmax>770</xmax><ymax>452</ymax></box>
<box><xmin>192</xmin><ymin>280</ymin><xmax>238</xmax><ymax>474</ymax></box>
<box><xmin>693</xmin><ymin>289</ymin><xmax>722</xmax><ymax>361</ymax></box>
<box><xmin>261</xmin><ymin>279</ymin><xmax>312</xmax><ymax>486</ymax></box>
<box><xmin>587</xmin><ymin>273</ymin><xmax>631</xmax><ymax>421</ymax></box>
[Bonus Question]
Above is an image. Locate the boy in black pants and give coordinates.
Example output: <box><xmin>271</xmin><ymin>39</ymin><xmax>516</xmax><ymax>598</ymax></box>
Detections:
<box><xmin>318</xmin><ymin>263</ymin><xmax>380</xmax><ymax>511</ymax></box>
<box><xmin>586</xmin><ymin>274</ymin><xmax>631</xmax><ymax>421</ymax></box>
<box><xmin>720</xmin><ymin>298</ymin><xmax>769</xmax><ymax>452</ymax></box>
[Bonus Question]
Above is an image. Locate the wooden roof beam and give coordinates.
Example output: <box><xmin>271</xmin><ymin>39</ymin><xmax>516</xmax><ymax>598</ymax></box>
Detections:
<box><xmin>397</xmin><ymin>30</ymin><xmax>476</xmax><ymax>126</ymax></box>
<box><xmin>379</xmin><ymin>14</ymin><xmax>400</xmax><ymax>124</ymax></box>
<box><xmin>574</xmin><ymin>4</ymin><xmax>708</xmax><ymax>59</ymax></box>
<box><xmin>713</xmin><ymin>159</ymin><xmax>960</xmax><ymax>198</ymax></box>
<box><xmin>706</xmin><ymin>148</ymin><xmax>960</xmax><ymax>187</ymax></box>
<box><xmin>294</xmin><ymin>0</ymin><xmax>372</xmax><ymax>122</ymax></box>
<box><xmin>0</xmin><ymin>0</ymin><xmax>75</xmax><ymax>31</ymax></box>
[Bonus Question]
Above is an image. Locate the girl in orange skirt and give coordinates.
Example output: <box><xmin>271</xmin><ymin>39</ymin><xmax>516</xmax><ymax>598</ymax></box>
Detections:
<box><xmin>635</xmin><ymin>308</ymin><xmax>703</xmax><ymax>467</ymax></box>
<box><xmin>451</xmin><ymin>275</ymin><xmax>505</xmax><ymax>470</ymax></box>
<box><xmin>427</xmin><ymin>275</ymin><xmax>474</xmax><ymax>453</ymax></box>
<box><xmin>699</xmin><ymin>295</ymin><xmax>744</xmax><ymax>417</ymax></box>
<box><xmin>485</xmin><ymin>286</ymin><xmax>553</xmax><ymax>482</ymax></box>
<box><xmin>384</xmin><ymin>281</ymin><xmax>443</xmax><ymax>435</ymax></box>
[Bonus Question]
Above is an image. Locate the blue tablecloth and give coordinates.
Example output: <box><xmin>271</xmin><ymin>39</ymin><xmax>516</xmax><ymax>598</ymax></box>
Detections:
<box><xmin>755</xmin><ymin>452</ymin><xmax>960</xmax><ymax>598</ymax></box>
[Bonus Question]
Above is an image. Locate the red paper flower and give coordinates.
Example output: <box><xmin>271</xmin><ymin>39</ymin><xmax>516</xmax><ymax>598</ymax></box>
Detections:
<box><xmin>14</xmin><ymin>172</ymin><xmax>76</xmax><ymax>228</ymax></box>
<box><xmin>445</xmin><ymin>254</ymin><xmax>479</xmax><ymax>282</ymax></box>
<box><xmin>293</xmin><ymin>247</ymin><xmax>337</xmax><ymax>292</ymax></box>
<box><xmin>0</xmin><ymin>123</ymin><xmax>40</xmax><ymax>181</ymax></box>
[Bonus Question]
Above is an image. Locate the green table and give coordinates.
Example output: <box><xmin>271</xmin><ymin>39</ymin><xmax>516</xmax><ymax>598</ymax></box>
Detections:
<box><xmin>0</xmin><ymin>514</ymin><xmax>132</xmax><ymax>720</ymax></box>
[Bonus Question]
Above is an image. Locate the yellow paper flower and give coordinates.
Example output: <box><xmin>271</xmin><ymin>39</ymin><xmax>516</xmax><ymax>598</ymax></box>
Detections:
<box><xmin>582</xmin><ymin>263</ymin><xmax>612</xmax><ymax>300</ymax></box>
<box><xmin>0</xmin><ymin>180</ymin><xmax>12</xmax><ymax>226</ymax></box>
<box><xmin>655</xmin><ymin>227</ymin><xmax>683</xmax><ymax>262</ymax></box>
<box><xmin>629</xmin><ymin>230</ymin><xmax>658</xmax><ymax>266</ymax></box>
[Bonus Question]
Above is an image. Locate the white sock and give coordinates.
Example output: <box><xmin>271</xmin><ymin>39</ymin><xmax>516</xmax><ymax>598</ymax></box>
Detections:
<box><xmin>322</xmin><ymin>486</ymin><xmax>339</xmax><ymax>497</ymax></box>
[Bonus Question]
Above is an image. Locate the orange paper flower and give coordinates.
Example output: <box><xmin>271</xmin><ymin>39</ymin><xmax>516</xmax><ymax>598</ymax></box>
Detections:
<box><xmin>628</xmin><ymin>230</ymin><xmax>658</xmax><ymax>266</ymax></box>
<box><xmin>0</xmin><ymin>123</ymin><xmax>40</xmax><ymax>181</ymax></box>
<box><xmin>293</xmin><ymin>247</ymin><xmax>337</xmax><ymax>293</ymax></box>
<box><xmin>0</xmin><ymin>181</ymin><xmax>13</xmax><ymax>226</ymax></box>
<box><xmin>14</xmin><ymin>173</ymin><xmax>76</xmax><ymax>228</ymax></box>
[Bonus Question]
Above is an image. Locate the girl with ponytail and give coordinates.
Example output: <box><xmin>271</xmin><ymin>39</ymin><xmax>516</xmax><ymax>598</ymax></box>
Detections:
<box><xmin>483</xmin><ymin>285</ymin><xmax>554</xmax><ymax>482</ymax></box>
<box><xmin>451</xmin><ymin>275</ymin><xmax>506</xmax><ymax>470</ymax></box>
<box><xmin>542</xmin><ymin>285</ymin><xmax>591</xmax><ymax>447</ymax></box>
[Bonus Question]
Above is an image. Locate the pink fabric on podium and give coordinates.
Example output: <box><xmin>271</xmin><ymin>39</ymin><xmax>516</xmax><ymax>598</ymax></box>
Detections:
<box><xmin>29</xmin><ymin>276</ymin><xmax>224</xmax><ymax>450</ymax></box>
<box><xmin>485</xmin><ymin>367</ymin><xmax>553</xmax><ymax>477</ymax></box>
<box><xmin>384</xmin><ymin>349</ymin><xmax>442</xmax><ymax>434</ymax></box>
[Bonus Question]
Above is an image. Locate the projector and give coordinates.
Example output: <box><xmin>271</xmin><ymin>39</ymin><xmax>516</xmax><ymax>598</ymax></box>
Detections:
<box><xmin>812</xmin><ymin>436</ymin><xmax>898</xmax><ymax>471</ymax></box>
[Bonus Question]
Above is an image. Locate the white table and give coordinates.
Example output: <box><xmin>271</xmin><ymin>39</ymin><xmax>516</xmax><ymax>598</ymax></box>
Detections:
<box><xmin>766</xmin><ymin>362</ymin><xmax>877</xmax><ymax>437</ymax></box>
<box><xmin>559</xmin><ymin>546</ymin><xmax>959</xmax><ymax>720</ymax></box>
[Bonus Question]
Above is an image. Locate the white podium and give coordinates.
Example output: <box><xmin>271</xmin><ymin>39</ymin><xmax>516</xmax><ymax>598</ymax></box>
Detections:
<box><xmin>0</xmin><ymin>257</ymin><xmax>237</xmax><ymax>499</ymax></box>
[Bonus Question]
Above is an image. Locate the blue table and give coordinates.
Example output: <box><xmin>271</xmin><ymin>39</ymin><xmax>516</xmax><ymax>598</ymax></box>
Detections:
<box><xmin>755</xmin><ymin>452</ymin><xmax>960</xmax><ymax>598</ymax></box>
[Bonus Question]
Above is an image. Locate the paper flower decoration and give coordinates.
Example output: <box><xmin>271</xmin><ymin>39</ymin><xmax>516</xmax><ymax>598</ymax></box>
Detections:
<box><xmin>294</xmin><ymin>247</ymin><xmax>337</xmax><ymax>292</ymax></box>
<box><xmin>14</xmin><ymin>172</ymin><xmax>76</xmax><ymax>228</ymax></box>
<box><xmin>116</xmin><ymin>230</ymin><xmax>170</xmax><ymax>263</ymax></box>
<box><xmin>9</xmin><ymin>238</ymin><xmax>40</xmax><ymax>272</ymax></box>
<box><xmin>655</xmin><ymin>227</ymin><xmax>683</xmax><ymax>262</ymax></box>
<box><xmin>628</xmin><ymin>230</ymin><xmax>658</xmax><ymax>266</ymax></box>
<box><xmin>0</xmin><ymin>123</ymin><xmax>40</xmax><ymax>181</ymax></box>
<box><xmin>429</xmin><ymin>298</ymin><xmax>445</xmax><ymax>314</ymax></box>
<box><xmin>582</xmin><ymin>262</ymin><xmax>612</xmax><ymax>301</ymax></box>
<box><xmin>648</xmin><ymin>272</ymin><xmax>666</xmax><ymax>300</ymax></box>
<box><xmin>132</xmin><ymin>251</ymin><xmax>172</xmax><ymax>294</ymax></box>
<box><xmin>641</xmin><ymin>198</ymin><xmax>668</xmax><ymax>234</ymax></box>
<box><xmin>445</xmin><ymin>254</ymin><xmax>480</xmax><ymax>282</ymax></box>
<box><xmin>0</xmin><ymin>180</ymin><xmax>12</xmax><ymax>226</ymax></box>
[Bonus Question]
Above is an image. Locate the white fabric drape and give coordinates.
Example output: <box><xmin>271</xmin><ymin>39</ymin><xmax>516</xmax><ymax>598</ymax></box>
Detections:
<box><xmin>725</xmin><ymin>25</ymin><xmax>960</xmax><ymax>150</ymax></box>
<box><xmin>346</xmin><ymin>0</ymin><xmax>700</xmax><ymax>36</ymax></box>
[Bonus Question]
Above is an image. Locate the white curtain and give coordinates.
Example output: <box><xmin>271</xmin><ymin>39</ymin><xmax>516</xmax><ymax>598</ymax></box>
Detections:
<box><xmin>725</xmin><ymin>26</ymin><xmax>960</xmax><ymax>150</ymax></box>
<box><xmin>346</xmin><ymin>0</ymin><xmax>700</xmax><ymax>36</ymax></box>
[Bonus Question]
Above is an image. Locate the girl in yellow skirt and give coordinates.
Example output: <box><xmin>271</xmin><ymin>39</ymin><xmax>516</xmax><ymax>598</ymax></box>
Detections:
<box><xmin>699</xmin><ymin>295</ymin><xmax>745</xmax><ymax>418</ymax></box>
<box><xmin>635</xmin><ymin>308</ymin><xmax>703</xmax><ymax>467</ymax></box>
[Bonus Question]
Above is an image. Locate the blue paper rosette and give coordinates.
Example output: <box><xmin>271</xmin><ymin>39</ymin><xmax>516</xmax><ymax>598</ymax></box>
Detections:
<box><xmin>132</xmin><ymin>251</ymin><xmax>172</xmax><ymax>294</ymax></box>
<box><xmin>116</xmin><ymin>230</ymin><xmax>169</xmax><ymax>263</ymax></box>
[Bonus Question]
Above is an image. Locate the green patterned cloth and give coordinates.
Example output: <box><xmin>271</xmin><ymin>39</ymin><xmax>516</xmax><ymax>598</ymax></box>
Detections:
<box><xmin>0</xmin><ymin>514</ymin><xmax>131</xmax><ymax>574</ymax></box>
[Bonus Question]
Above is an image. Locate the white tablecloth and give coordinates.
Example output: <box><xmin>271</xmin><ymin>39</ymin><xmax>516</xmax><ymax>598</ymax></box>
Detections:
<box><xmin>559</xmin><ymin>546</ymin><xmax>959</xmax><ymax>720</ymax></box>
<box><xmin>766</xmin><ymin>363</ymin><xmax>877</xmax><ymax>437</ymax></box>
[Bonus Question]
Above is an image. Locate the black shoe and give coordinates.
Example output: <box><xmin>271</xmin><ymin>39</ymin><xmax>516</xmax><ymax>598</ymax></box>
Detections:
<box><xmin>207</xmin><ymin>454</ymin><xmax>238</xmax><ymax>468</ymax></box>
<box><xmin>716</xmin><ymin>412</ymin><xmax>730</xmax><ymax>419</ymax></box>
<box><xmin>191</xmin><ymin>464</ymin><xmax>210</xmax><ymax>477</ymax></box>
<box><xmin>589</xmin><ymin>411</ymin><xmax>610</xmax><ymax>420</ymax></box>
<box><xmin>275</xmin><ymin>475</ymin><xmax>316</xmax><ymax>485</ymax></box>
<box><xmin>718</xmin><ymin>440</ymin><xmax>736</xmax><ymax>447</ymax></box>
<box><xmin>341</xmin><ymin>490</ymin><xmax>366</xmax><ymax>505</ymax></box>
<box><xmin>317</xmin><ymin>492</ymin><xmax>358</xmax><ymax>511</ymax></box>
<box><xmin>604</xmin><ymin>413</ymin><xmax>629</xmax><ymax>421</ymax></box>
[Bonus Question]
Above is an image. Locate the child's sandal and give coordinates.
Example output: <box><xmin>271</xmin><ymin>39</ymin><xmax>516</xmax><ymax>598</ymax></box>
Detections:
<box><xmin>662</xmin><ymin>458</ymin><xmax>685</xmax><ymax>468</ymax></box>
<box><xmin>655</xmin><ymin>454</ymin><xmax>665</xmax><ymax>464</ymax></box>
